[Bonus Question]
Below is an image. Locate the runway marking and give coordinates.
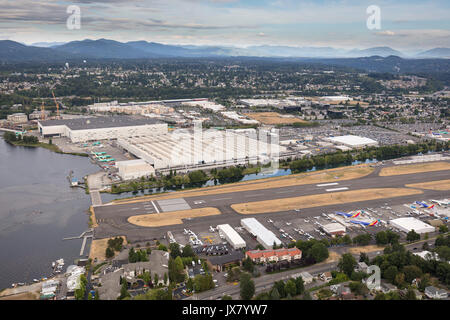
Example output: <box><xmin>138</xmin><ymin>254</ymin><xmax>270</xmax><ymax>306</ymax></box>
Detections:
<box><xmin>326</xmin><ymin>187</ymin><xmax>349</xmax><ymax>192</ymax></box>
<box><xmin>131</xmin><ymin>207</ymin><xmax>140</xmax><ymax>210</ymax></box>
<box><xmin>211</xmin><ymin>197</ymin><xmax>232</xmax><ymax>201</ymax></box>
<box><xmin>151</xmin><ymin>201</ymin><xmax>160</xmax><ymax>213</ymax></box>
<box><xmin>317</xmin><ymin>182</ymin><xmax>339</xmax><ymax>187</ymax></box>
<box><xmin>276</xmin><ymin>190</ymin><xmax>295</xmax><ymax>194</ymax></box>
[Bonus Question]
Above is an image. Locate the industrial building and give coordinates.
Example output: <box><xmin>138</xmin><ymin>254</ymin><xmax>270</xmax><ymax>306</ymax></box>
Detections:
<box><xmin>326</xmin><ymin>135</ymin><xmax>378</xmax><ymax>149</ymax></box>
<box><xmin>115</xmin><ymin>159</ymin><xmax>156</xmax><ymax>180</ymax></box>
<box><xmin>217</xmin><ymin>224</ymin><xmax>246</xmax><ymax>249</ymax></box>
<box><xmin>7</xmin><ymin>113</ymin><xmax>28</xmax><ymax>124</ymax></box>
<box><xmin>389</xmin><ymin>217</ymin><xmax>435</xmax><ymax>234</ymax></box>
<box><xmin>118</xmin><ymin>128</ymin><xmax>284</xmax><ymax>172</ymax></box>
<box><xmin>322</xmin><ymin>223</ymin><xmax>346</xmax><ymax>237</ymax></box>
<box><xmin>38</xmin><ymin>116</ymin><xmax>167</xmax><ymax>143</ymax></box>
<box><xmin>241</xmin><ymin>218</ymin><xmax>282</xmax><ymax>249</ymax></box>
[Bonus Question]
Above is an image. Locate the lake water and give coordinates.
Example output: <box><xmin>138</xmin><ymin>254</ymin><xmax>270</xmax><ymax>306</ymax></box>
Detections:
<box><xmin>0</xmin><ymin>135</ymin><xmax>99</xmax><ymax>289</ymax></box>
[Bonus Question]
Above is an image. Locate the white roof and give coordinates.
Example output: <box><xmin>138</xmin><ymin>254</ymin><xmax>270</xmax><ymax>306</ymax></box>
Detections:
<box><xmin>217</xmin><ymin>224</ymin><xmax>246</xmax><ymax>247</ymax></box>
<box><xmin>241</xmin><ymin>218</ymin><xmax>281</xmax><ymax>248</ymax></box>
<box><xmin>322</xmin><ymin>223</ymin><xmax>346</xmax><ymax>233</ymax></box>
<box><xmin>328</xmin><ymin>135</ymin><xmax>377</xmax><ymax>147</ymax></box>
<box><xmin>389</xmin><ymin>217</ymin><xmax>435</xmax><ymax>234</ymax></box>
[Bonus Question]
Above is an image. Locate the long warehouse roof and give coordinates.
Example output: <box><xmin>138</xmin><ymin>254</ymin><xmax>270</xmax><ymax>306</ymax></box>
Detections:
<box><xmin>39</xmin><ymin>116</ymin><xmax>162</xmax><ymax>130</ymax></box>
<box><xmin>241</xmin><ymin>218</ymin><xmax>282</xmax><ymax>246</ymax></box>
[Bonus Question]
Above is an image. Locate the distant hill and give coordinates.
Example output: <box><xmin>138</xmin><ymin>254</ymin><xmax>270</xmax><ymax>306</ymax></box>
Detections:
<box><xmin>417</xmin><ymin>48</ymin><xmax>450</xmax><ymax>58</ymax></box>
<box><xmin>347</xmin><ymin>46</ymin><xmax>404</xmax><ymax>58</ymax></box>
<box><xmin>0</xmin><ymin>40</ymin><xmax>72</xmax><ymax>62</ymax></box>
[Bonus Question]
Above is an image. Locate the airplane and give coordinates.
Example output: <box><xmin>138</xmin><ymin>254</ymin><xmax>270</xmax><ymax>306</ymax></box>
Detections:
<box><xmin>431</xmin><ymin>200</ymin><xmax>449</xmax><ymax>206</ymax></box>
<box><xmin>349</xmin><ymin>219</ymin><xmax>380</xmax><ymax>226</ymax></box>
<box><xmin>416</xmin><ymin>201</ymin><xmax>435</xmax><ymax>209</ymax></box>
<box><xmin>335</xmin><ymin>211</ymin><xmax>361</xmax><ymax>218</ymax></box>
<box><xmin>286</xmin><ymin>222</ymin><xmax>292</xmax><ymax>226</ymax></box>
<box><xmin>267</xmin><ymin>219</ymin><xmax>273</xmax><ymax>223</ymax></box>
<box><xmin>209</xmin><ymin>226</ymin><xmax>215</xmax><ymax>232</ymax></box>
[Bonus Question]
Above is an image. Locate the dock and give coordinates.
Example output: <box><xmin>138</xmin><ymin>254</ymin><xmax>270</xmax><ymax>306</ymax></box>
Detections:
<box><xmin>63</xmin><ymin>229</ymin><xmax>94</xmax><ymax>256</ymax></box>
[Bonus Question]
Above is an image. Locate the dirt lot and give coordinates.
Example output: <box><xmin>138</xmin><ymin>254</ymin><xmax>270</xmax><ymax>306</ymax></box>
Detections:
<box><xmin>0</xmin><ymin>291</ymin><xmax>40</xmax><ymax>300</ymax></box>
<box><xmin>231</xmin><ymin>188</ymin><xmax>423</xmax><ymax>214</ymax></box>
<box><xmin>406</xmin><ymin>179</ymin><xmax>450</xmax><ymax>191</ymax></box>
<box><xmin>128</xmin><ymin>207</ymin><xmax>221</xmax><ymax>227</ymax></box>
<box><xmin>244</xmin><ymin>112</ymin><xmax>307</xmax><ymax>125</ymax></box>
<box><xmin>112</xmin><ymin>165</ymin><xmax>374</xmax><ymax>206</ymax></box>
<box><xmin>89</xmin><ymin>236</ymin><xmax>127</xmax><ymax>262</ymax></box>
<box><xmin>379</xmin><ymin>162</ymin><xmax>450</xmax><ymax>176</ymax></box>
<box><xmin>348</xmin><ymin>245</ymin><xmax>385</xmax><ymax>254</ymax></box>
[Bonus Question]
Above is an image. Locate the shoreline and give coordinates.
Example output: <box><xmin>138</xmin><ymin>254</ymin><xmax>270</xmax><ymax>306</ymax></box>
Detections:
<box><xmin>5</xmin><ymin>139</ymin><xmax>89</xmax><ymax>157</ymax></box>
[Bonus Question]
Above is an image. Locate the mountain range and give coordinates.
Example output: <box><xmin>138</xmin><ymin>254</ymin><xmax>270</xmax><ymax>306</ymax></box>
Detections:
<box><xmin>0</xmin><ymin>39</ymin><xmax>449</xmax><ymax>63</ymax></box>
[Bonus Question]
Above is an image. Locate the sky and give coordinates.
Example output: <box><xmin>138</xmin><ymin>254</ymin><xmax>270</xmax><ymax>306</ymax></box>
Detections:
<box><xmin>0</xmin><ymin>0</ymin><xmax>449</xmax><ymax>51</ymax></box>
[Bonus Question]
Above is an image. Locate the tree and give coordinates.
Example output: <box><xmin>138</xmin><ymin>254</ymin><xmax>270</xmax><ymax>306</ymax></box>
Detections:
<box><xmin>383</xmin><ymin>265</ymin><xmax>398</xmax><ymax>283</ymax></box>
<box><xmin>284</xmin><ymin>279</ymin><xmax>297</xmax><ymax>297</ymax></box>
<box><xmin>375</xmin><ymin>231</ymin><xmax>388</xmax><ymax>245</ymax></box>
<box><xmin>242</xmin><ymin>256</ymin><xmax>254</xmax><ymax>273</ymax></box>
<box><xmin>359</xmin><ymin>252</ymin><xmax>369</xmax><ymax>264</ymax></box>
<box><xmin>406</xmin><ymin>230</ymin><xmax>420</xmax><ymax>242</ymax></box>
<box><xmin>222</xmin><ymin>295</ymin><xmax>232</xmax><ymax>300</ymax></box>
<box><xmin>88</xmin><ymin>292</ymin><xmax>92</xmax><ymax>300</ymax></box>
<box><xmin>154</xmin><ymin>273</ymin><xmax>159</xmax><ymax>286</ymax></box>
<box><xmin>294</xmin><ymin>276</ymin><xmax>305</xmax><ymax>295</ymax></box>
<box><xmin>119</xmin><ymin>279</ymin><xmax>130</xmax><ymax>299</ymax></box>
<box><xmin>302</xmin><ymin>291</ymin><xmax>312</xmax><ymax>300</ymax></box>
<box><xmin>269</xmin><ymin>288</ymin><xmax>280</xmax><ymax>300</ymax></box>
<box><xmin>239</xmin><ymin>273</ymin><xmax>255</xmax><ymax>300</ymax></box>
<box><xmin>186</xmin><ymin>277</ymin><xmax>194</xmax><ymax>292</ymax></box>
<box><xmin>439</xmin><ymin>225</ymin><xmax>448</xmax><ymax>233</ymax></box>
<box><xmin>394</xmin><ymin>272</ymin><xmax>405</xmax><ymax>288</ymax></box>
<box><xmin>169</xmin><ymin>243</ymin><xmax>182</xmax><ymax>259</ymax></box>
<box><xmin>338</xmin><ymin>253</ymin><xmax>357</xmax><ymax>277</ymax></box>
<box><xmin>105</xmin><ymin>247</ymin><xmax>114</xmax><ymax>259</ymax></box>
<box><xmin>403</xmin><ymin>265</ymin><xmax>422</xmax><ymax>283</ymax></box>
<box><xmin>309</xmin><ymin>242</ymin><xmax>329</xmax><ymax>263</ymax></box>
<box><xmin>94</xmin><ymin>290</ymin><xmax>99</xmax><ymax>300</ymax></box>
<box><xmin>182</xmin><ymin>245</ymin><xmax>195</xmax><ymax>257</ymax></box>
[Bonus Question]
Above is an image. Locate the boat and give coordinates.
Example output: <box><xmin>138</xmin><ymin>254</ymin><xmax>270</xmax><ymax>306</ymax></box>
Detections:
<box><xmin>33</xmin><ymin>279</ymin><xmax>39</xmax><ymax>283</ymax></box>
<box><xmin>52</xmin><ymin>262</ymin><xmax>56</xmax><ymax>268</ymax></box>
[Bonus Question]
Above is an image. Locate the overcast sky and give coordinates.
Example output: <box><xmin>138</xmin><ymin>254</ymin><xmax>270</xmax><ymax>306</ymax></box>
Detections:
<box><xmin>1</xmin><ymin>0</ymin><xmax>449</xmax><ymax>51</ymax></box>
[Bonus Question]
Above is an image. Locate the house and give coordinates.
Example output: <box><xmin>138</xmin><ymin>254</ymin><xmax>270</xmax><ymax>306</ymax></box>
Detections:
<box><xmin>122</xmin><ymin>250</ymin><xmax>169</xmax><ymax>286</ymax></box>
<box><xmin>98</xmin><ymin>269</ymin><xmax>123</xmax><ymax>300</ymax></box>
<box><xmin>206</xmin><ymin>250</ymin><xmax>244</xmax><ymax>272</ymax></box>
<box><xmin>355</xmin><ymin>262</ymin><xmax>368</xmax><ymax>272</ymax></box>
<box><xmin>245</xmin><ymin>247</ymin><xmax>302</xmax><ymax>264</ymax></box>
<box><xmin>381</xmin><ymin>282</ymin><xmax>397</xmax><ymax>294</ymax></box>
<box><xmin>425</xmin><ymin>286</ymin><xmax>448</xmax><ymax>299</ymax></box>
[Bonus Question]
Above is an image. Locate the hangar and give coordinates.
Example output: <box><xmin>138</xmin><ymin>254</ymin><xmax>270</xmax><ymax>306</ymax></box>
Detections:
<box><xmin>217</xmin><ymin>224</ymin><xmax>246</xmax><ymax>250</ymax></box>
<box><xmin>389</xmin><ymin>217</ymin><xmax>435</xmax><ymax>234</ymax></box>
<box><xmin>241</xmin><ymin>218</ymin><xmax>282</xmax><ymax>250</ymax></box>
<box><xmin>326</xmin><ymin>135</ymin><xmax>378</xmax><ymax>149</ymax></box>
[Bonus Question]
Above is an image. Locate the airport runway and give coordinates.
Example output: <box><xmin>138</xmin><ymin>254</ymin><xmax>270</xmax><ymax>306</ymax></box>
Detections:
<box><xmin>93</xmin><ymin>164</ymin><xmax>450</xmax><ymax>242</ymax></box>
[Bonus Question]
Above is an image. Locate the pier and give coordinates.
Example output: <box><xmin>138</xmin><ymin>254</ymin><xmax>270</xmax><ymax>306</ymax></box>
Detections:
<box><xmin>63</xmin><ymin>229</ymin><xmax>94</xmax><ymax>256</ymax></box>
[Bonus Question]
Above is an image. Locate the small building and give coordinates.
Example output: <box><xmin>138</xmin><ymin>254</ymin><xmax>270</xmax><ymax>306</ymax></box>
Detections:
<box><xmin>115</xmin><ymin>159</ymin><xmax>155</xmax><ymax>180</ymax></box>
<box><xmin>425</xmin><ymin>286</ymin><xmax>448</xmax><ymax>299</ymax></box>
<box><xmin>322</xmin><ymin>223</ymin><xmax>346</xmax><ymax>237</ymax></box>
<box><xmin>7</xmin><ymin>113</ymin><xmax>28</xmax><ymax>124</ymax></box>
<box><xmin>245</xmin><ymin>247</ymin><xmax>302</xmax><ymax>264</ymax></box>
<box><xmin>355</xmin><ymin>262</ymin><xmax>368</xmax><ymax>272</ymax></box>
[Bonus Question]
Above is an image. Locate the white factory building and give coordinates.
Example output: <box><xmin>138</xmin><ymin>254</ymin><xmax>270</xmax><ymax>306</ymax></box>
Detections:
<box><xmin>326</xmin><ymin>135</ymin><xmax>378</xmax><ymax>149</ymax></box>
<box><xmin>217</xmin><ymin>224</ymin><xmax>246</xmax><ymax>250</ymax></box>
<box><xmin>117</xmin><ymin>128</ymin><xmax>285</xmax><ymax>172</ymax></box>
<box><xmin>389</xmin><ymin>217</ymin><xmax>435</xmax><ymax>234</ymax></box>
<box><xmin>38</xmin><ymin>116</ymin><xmax>167</xmax><ymax>143</ymax></box>
<box><xmin>115</xmin><ymin>159</ymin><xmax>156</xmax><ymax>180</ymax></box>
<box><xmin>322</xmin><ymin>223</ymin><xmax>346</xmax><ymax>237</ymax></box>
<box><xmin>241</xmin><ymin>218</ymin><xmax>282</xmax><ymax>250</ymax></box>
